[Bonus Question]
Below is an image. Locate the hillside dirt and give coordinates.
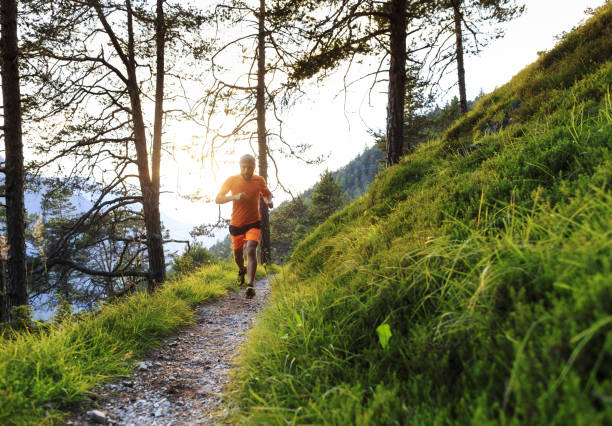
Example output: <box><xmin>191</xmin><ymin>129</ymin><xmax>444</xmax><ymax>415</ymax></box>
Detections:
<box><xmin>68</xmin><ymin>277</ymin><xmax>270</xmax><ymax>425</ymax></box>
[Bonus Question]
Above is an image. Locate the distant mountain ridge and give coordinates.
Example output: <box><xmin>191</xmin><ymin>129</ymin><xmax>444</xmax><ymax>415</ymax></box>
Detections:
<box><xmin>302</xmin><ymin>145</ymin><xmax>385</xmax><ymax>200</ymax></box>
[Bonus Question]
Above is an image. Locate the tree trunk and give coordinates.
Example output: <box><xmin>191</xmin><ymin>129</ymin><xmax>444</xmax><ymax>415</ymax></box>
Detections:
<box><xmin>126</xmin><ymin>0</ymin><xmax>165</xmax><ymax>291</ymax></box>
<box><xmin>0</xmin><ymin>264</ymin><xmax>7</xmax><ymax>323</ymax></box>
<box><xmin>453</xmin><ymin>0</ymin><xmax>468</xmax><ymax>115</ymax></box>
<box><xmin>1</xmin><ymin>0</ymin><xmax>29</xmax><ymax>321</ymax></box>
<box><xmin>141</xmin><ymin>182</ymin><xmax>165</xmax><ymax>290</ymax></box>
<box><xmin>256</xmin><ymin>0</ymin><xmax>271</xmax><ymax>265</ymax></box>
<box><xmin>149</xmin><ymin>0</ymin><xmax>166</xmax><ymax>288</ymax></box>
<box><xmin>153</xmin><ymin>0</ymin><xmax>164</xmax><ymax>199</ymax></box>
<box><xmin>385</xmin><ymin>0</ymin><xmax>407</xmax><ymax>167</ymax></box>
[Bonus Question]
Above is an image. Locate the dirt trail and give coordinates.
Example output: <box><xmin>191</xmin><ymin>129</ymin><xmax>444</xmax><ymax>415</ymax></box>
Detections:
<box><xmin>69</xmin><ymin>277</ymin><xmax>270</xmax><ymax>425</ymax></box>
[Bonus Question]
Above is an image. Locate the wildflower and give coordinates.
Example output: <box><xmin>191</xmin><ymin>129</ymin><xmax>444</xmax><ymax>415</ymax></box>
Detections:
<box><xmin>32</xmin><ymin>216</ymin><xmax>44</xmax><ymax>243</ymax></box>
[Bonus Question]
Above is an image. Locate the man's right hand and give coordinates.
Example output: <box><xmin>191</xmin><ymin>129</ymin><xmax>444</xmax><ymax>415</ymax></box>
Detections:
<box><xmin>215</xmin><ymin>192</ymin><xmax>246</xmax><ymax>204</ymax></box>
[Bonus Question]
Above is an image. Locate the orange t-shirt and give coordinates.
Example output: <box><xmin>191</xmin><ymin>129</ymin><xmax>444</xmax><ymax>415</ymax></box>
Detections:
<box><xmin>219</xmin><ymin>174</ymin><xmax>272</xmax><ymax>227</ymax></box>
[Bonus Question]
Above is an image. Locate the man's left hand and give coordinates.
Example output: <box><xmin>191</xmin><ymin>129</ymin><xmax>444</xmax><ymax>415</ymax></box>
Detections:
<box><xmin>263</xmin><ymin>196</ymin><xmax>273</xmax><ymax>209</ymax></box>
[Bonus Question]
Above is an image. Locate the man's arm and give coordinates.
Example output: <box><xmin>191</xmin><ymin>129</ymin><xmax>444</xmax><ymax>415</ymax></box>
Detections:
<box><xmin>215</xmin><ymin>192</ymin><xmax>245</xmax><ymax>204</ymax></box>
<box><xmin>261</xmin><ymin>178</ymin><xmax>273</xmax><ymax>208</ymax></box>
<box><xmin>216</xmin><ymin>177</ymin><xmax>244</xmax><ymax>204</ymax></box>
<box><xmin>263</xmin><ymin>194</ymin><xmax>273</xmax><ymax>209</ymax></box>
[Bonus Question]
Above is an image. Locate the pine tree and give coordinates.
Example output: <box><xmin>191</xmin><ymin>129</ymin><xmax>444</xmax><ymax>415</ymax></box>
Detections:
<box><xmin>202</xmin><ymin>0</ymin><xmax>314</xmax><ymax>264</ymax></box>
<box><xmin>269</xmin><ymin>197</ymin><xmax>309</xmax><ymax>260</ymax></box>
<box><xmin>434</xmin><ymin>0</ymin><xmax>524</xmax><ymax>115</ymax></box>
<box><xmin>269</xmin><ymin>0</ymin><xmax>437</xmax><ymax>166</ymax></box>
<box><xmin>1</xmin><ymin>0</ymin><xmax>28</xmax><ymax>323</ymax></box>
<box><xmin>309</xmin><ymin>171</ymin><xmax>344</xmax><ymax>225</ymax></box>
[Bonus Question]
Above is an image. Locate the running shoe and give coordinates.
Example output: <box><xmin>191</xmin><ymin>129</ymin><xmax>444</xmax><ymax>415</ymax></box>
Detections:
<box><xmin>245</xmin><ymin>285</ymin><xmax>256</xmax><ymax>299</ymax></box>
<box><xmin>237</xmin><ymin>268</ymin><xmax>247</xmax><ymax>286</ymax></box>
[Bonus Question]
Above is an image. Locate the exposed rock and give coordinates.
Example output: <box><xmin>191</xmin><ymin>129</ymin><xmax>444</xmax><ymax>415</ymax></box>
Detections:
<box><xmin>86</xmin><ymin>409</ymin><xmax>107</xmax><ymax>424</ymax></box>
<box><xmin>197</xmin><ymin>385</ymin><xmax>213</xmax><ymax>395</ymax></box>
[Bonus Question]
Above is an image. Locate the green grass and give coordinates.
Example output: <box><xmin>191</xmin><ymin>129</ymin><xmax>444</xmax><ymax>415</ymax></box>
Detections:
<box><xmin>0</xmin><ymin>262</ymin><xmax>273</xmax><ymax>425</ymax></box>
<box><xmin>229</xmin><ymin>4</ymin><xmax>612</xmax><ymax>424</ymax></box>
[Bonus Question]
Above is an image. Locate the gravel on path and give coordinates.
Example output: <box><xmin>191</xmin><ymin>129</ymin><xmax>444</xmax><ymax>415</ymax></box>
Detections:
<box><xmin>68</xmin><ymin>277</ymin><xmax>271</xmax><ymax>425</ymax></box>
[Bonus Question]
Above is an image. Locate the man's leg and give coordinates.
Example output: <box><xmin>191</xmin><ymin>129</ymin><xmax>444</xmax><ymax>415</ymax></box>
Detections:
<box><xmin>243</xmin><ymin>228</ymin><xmax>261</xmax><ymax>298</ymax></box>
<box><xmin>245</xmin><ymin>240</ymin><xmax>258</xmax><ymax>285</ymax></box>
<box><xmin>232</xmin><ymin>235</ymin><xmax>247</xmax><ymax>285</ymax></box>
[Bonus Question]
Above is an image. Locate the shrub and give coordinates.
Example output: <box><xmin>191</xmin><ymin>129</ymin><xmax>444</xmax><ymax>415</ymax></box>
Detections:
<box><xmin>170</xmin><ymin>242</ymin><xmax>217</xmax><ymax>276</ymax></box>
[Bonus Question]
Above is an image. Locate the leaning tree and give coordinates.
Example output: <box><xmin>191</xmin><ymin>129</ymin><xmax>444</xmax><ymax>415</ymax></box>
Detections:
<box><xmin>20</xmin><ymin>0</ymin><xmax>208</xmax><ymax>292</ymax></box>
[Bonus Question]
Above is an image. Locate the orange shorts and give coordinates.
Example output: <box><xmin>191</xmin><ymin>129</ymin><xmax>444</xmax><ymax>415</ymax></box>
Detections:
<box><xmin>231</xmin><ymin>227</ymin><xmax>261</xmax><ymax>250</ymax></box>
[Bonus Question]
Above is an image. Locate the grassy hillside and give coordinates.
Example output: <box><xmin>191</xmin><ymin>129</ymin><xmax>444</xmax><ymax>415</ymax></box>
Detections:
<box><xmin>230</xmin><ymin>5</ymin><xmax>612</xmax><ymax>424</ymax></box>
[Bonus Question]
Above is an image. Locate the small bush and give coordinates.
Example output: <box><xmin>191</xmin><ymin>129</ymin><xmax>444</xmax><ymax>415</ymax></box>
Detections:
<box><xmin>170</xmin><ymin>242</ymin><xmax>217</xmax><ymax>276</ymax></box>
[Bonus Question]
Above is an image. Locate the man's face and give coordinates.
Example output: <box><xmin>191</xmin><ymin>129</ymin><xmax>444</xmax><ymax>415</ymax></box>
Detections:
<box><xmin>240</xmin><ymin>161</ymin><xmax>255</xmax><ymax>180</ymax></box>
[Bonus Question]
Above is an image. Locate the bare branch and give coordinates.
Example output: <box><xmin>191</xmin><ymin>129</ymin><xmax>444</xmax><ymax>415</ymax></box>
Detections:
<box><xmin>48</xmin><ymin>258</ymin><xmax>151</xmax><ymax>278</ymax></box>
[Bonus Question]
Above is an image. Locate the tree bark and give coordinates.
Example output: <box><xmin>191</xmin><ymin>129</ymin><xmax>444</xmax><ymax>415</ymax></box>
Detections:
<box><xmin>453</xmin><ymin>0</ymin><xmax>468</xmax><ymax>115</ymax></box>
<box><xmin>1</xmin><ymin>0</ymin><xmax>29</xmax><ymax>321</ymax></box>
<box><xmin>0</xmin><ymin>265</ymin><xmax>6</xmax><ymax>323</ymax></box>
<box><xmin>125</xmin><ymin>0</ymin><xmax>165</xmax><ymax>291</ymax></box>
<box><xmin>148</xmin><ymin>0</ymin><xmax>166</xmax><ymax>288</ymax></box>
<box><xmin>385</xmin><ymin>0</ymin><xmax>407</xmax><ymax>167</ymax></box>
<box><xmin>256</xmin><ymin>0</ymin><xmax>271</xmax><ymax>265</ymax></box>
<box><xmin>153</xmin><ymin>0</ymin><xmax>164</xmax><ymax>201</ymax></box>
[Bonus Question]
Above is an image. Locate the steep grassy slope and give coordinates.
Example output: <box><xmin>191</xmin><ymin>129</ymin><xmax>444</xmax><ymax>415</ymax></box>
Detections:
<box><xmin>230</xmin><ymin>5</ymin><xmax>612</xmax><ymax>424</ymax></box>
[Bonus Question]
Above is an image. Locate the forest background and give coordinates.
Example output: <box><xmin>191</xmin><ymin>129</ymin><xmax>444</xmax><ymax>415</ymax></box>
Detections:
<box><xmin>0</xmin><ymin>1</ymin><xmax>611</xmax><ymax>424</ymax></box>
<box><xmin>0</xmin><ymin>0</ymin><xmax>605</xmax><ymax>323</ymax></box>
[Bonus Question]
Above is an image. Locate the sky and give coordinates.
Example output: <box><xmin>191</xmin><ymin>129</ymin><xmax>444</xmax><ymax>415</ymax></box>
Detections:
<box><xmin>158</xmin><ymin>0</ymin><xmax>607</xmax><ymax>249</ymax></box>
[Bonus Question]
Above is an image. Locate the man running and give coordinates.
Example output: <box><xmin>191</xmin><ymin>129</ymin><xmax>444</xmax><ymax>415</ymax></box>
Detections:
<box><xmin>215</xmin><ymin>154</ymin><xmax>273</xmax><ymax>298</ymax></box>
